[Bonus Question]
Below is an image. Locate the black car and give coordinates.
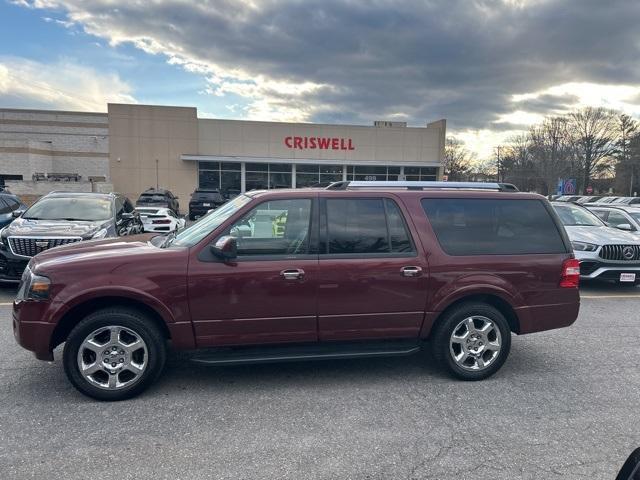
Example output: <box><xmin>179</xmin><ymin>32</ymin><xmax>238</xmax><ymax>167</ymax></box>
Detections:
<box><xmin>188</xmin><ymin>188</ymin><xmax>225</xmax><ymax>220</ymax></box>
<box><xmin>136</xmin><ymin>188</ymin><xmax>180</xmax><ymax>215</ymax></box>
<box><xmin>0</xmin><ymin>191</ymin><xmax>27</xmax><ymax>228</ymax></box>
<box><xmin>0</xmin><ymin>191</ymin><xmax>143</xmax><ymax>282</ymax></box>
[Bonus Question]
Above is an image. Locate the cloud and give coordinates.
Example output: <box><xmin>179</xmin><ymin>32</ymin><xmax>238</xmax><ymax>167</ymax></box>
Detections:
<box><xmin>11</xmin><ymin>0</ymin><xmax>640</xmax><ymax>157</ymax></box>
<box><xmin>0</xmin><ymin>57</ymin><xmax>136</xmax><ymax>111</ymax></box>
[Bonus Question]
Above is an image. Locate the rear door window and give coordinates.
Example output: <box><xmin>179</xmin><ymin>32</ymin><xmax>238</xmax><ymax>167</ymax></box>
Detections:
<box><xmin>421</xmin><ymin>198</ymin><xmax>566</xmax><ymax>255</ymax></box>
<box><xmin>323</xmin><ymin>198</ymin><xmax>415</xmax><ymax>255</ymax></box>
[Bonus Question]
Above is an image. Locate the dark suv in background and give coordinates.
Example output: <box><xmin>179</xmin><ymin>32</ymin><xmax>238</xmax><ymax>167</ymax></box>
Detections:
<box><xmin>188</xmin><ymin>188</ymin><xmax>225</xmax><ymax>220</ymax></box>
<box><xmin>13</xmin><ymin>181</ymin><xmax>579</xmax><ymax>400</ymax></box>
<box><xmin>0</xmin><ymin>191</ymin><xmax>27</xmax><ymax>228</ymax></box>
<box><xmin>136</xmin><ymin>188</ymin><xmax>180</xmax><ymax>215</ymax></box>
<box><xmin>0</xmin><ymin>191</ymin><xmax>143</xmax><ymax>282</ymax></box>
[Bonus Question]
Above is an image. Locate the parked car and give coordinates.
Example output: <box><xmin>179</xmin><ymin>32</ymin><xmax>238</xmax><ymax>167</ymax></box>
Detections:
<box><xmin>593</xmin><ymin>196</ymin><xmax>622</xmax><ymax>204</ymax></box>
<box><xmin>552</xmin><ymin>202</ymin><xmax>640</xmax><ymax>285</ymax></box>
<box><xmin>575</xmin><ymin>195</ymin><xmax>604</xmax><ymax>204</ymax></box>
<box><xmin>137</xmin><ymin>207</ymin><xmax>186</xmax><ymax>233</ymax></box>
<box><xmin>188</xmin><ymin>188</ymin><xmax>225</xmax><ymax>220</ymax></box>
<box><xmin>14</xmin><ymin>181</ymin><xmax>580</xmax><ymax>400</ymax></box>
<box><xmin>555</xmin><ymin>195</ymin><xmax>583</xmax><ymax>202</ymax></box>
<box><xmin>0</xmin><ymin>192</ymin><xmax>143</xmax><ymax>282</ymax></box>
<box><xmin>136</xmin><ymin>188</ymin><xmax>180</xmax><ymax>215</ymax></box>
<box><xmin>611</xmin><ymin>197</ymin><xmax>640</xmax><ymax>205</ymax></box>
<box><xmin>0</xmin><ymin>191</ymin><xmax>27</xmax><ymax>228</ymax></box>
<box><xmin>586</xmin><ymin>205</ymin><xmax>640</xmax><ymax>233</ymax></box>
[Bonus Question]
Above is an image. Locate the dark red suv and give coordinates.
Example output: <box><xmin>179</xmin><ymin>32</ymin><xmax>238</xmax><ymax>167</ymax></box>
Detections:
<box><xmin>13</xmin><ymin>181</ymin><xmax>580</xmax><ymax>400</ymax></box>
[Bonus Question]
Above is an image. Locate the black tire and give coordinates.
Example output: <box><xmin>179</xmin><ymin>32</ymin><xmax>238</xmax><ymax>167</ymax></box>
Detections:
<box><xmin>431</xmin><ymin>302</ymin><xmax>511</xmax><ymax>381</ymax></box>
<box><xmin>63</xmin><ymin>307</ymin><xmax>167</xmax><ymax>401</ymax></box>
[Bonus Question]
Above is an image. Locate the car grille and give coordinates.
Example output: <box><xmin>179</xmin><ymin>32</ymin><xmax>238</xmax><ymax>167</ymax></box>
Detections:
<box><xmin>599</xmin><ymin>244</ymin><xmax>640</xmax><ymax>261</ymax></box>
<box><xmin>8</xmin><ymin>237</ymin><xmax>82</xmax><ymax>257</ymax></box>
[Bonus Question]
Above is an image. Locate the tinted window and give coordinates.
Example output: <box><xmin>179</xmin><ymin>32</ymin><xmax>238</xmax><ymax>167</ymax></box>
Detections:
<box><xmin>0</xmin><ymin>198</ymin><xmax>10</xmax><ymax>215</ymax></box>
<box><xmin>606</xmin><ymin>210</ymin><xmax>633</xmax><ymax>230</ymax></box>
<box><xmin>226</xmin><ymin>199</ymin><xmax>312</xmax><ymax>256</ymax></box>
<box><xmin>422</xmin><ymin>199</ymin><xmax>566</xmax><ymax>255</ymax></box>
<box><xmin>4</xmin><ymin>197</ymin><xmax>20</xmax><ymax>210</ymax></box>
<box><xmin>385</xmin><ymin>199</ymin><xmax>413</xmax><ymax>253</ymax></box>
<box><xmin>123</xmin><ymin>198</ymin><xmax>135</xmax><ymax>213</ymax></box>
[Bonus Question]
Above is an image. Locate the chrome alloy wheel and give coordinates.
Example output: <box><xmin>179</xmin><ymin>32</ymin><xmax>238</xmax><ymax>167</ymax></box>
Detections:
<box><xmin>449</xmin><ymin>316</ymin><xmax>502</xmax><ymax>371</ymax></box>
<box><xmin>76</xmin><ymin>326</ymin><xmax>148</xmax><ymax>390</ymax></box>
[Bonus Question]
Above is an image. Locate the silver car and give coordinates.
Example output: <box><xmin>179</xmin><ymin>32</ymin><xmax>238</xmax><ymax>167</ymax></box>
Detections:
<box><xmin>552</xmin><ymin>202</ymin><xmax>640</xmax><ymax>285</ymax></box>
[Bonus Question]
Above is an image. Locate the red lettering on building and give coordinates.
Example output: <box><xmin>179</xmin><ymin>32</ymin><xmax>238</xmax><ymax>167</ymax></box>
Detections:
<box><xmin>283</xmin><ymin>136</ymin><xmax>355</xmax><ymax>151</ymax></box>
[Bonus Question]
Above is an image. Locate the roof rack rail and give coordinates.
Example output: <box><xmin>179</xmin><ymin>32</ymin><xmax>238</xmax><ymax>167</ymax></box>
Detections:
<box><xmin>325</xmin><ymin>181</ymin><xmax>519</xmax><ymax>192</ymax></box>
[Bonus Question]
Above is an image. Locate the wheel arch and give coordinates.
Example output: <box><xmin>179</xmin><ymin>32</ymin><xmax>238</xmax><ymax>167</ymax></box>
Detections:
<box><xmin>427</xmin><ymin>293</ymin><xmax>521</xmax><ymax>337</ymax></box>
<box><xmin>51</xmin><ymin>296</ymin><xmax>172</xmax><ymax>351</ymax></box>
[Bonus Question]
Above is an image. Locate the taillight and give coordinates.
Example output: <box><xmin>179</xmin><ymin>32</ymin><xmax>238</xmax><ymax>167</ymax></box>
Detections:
<box><xmin>560</xmin><ymin>258</ymin><xmax>580</xmax><ymax>288</ymax></box>
<box><xmin>152</xmin><ymin>219</ymin><xmax>172</xmax><ymax>224</ymax></box>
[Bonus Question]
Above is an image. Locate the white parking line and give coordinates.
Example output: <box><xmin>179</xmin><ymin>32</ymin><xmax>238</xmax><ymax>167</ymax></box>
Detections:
<box><xmin>581</xmin><ymin>294</ymin><xmax>640</xmax><ymax>299</ymax></box>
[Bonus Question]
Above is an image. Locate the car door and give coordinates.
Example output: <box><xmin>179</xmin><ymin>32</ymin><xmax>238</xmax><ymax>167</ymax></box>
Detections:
<box><xmin>188</xmin><ymin>195</ymin><xmax>320</xmax><ymax>347</ymax></box>
<box><xmin>606</xmin><ymin>210</ymin><xmax>637</xmax><ymax>232</ymax></box>
<box><xmin>316</xmin><ymin>194</ymin><xmax>429</xmax><ymax>341</ymax></box>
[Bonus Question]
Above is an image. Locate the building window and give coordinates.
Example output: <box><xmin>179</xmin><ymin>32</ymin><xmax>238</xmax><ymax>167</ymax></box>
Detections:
<box><xmin>295</xmin><ymin>164</ymin><xmax>343</xmax><ymax>188</ymax></box>
<box><xmin>404</xmin><ymin>166</ymin><xmax>438</xmax><ymax>181</ymax></box>
<box><xmin>347</xmin><ymin>166</ymin><xmax>400</xmax><ymax>181</ymax></box>
<box><xmin>198</xmin><ymin>162</ymin><xmax>241</xmax><ymax>198</ymax></box>
<box><xmin>246</xmin><ymin>163</ymin><xmax>292</xmax><ymax>191</ymax></box>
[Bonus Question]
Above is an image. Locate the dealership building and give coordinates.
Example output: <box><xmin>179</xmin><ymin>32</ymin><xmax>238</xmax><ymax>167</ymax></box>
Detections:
<box><xmin>0</xmin><ymin>104</ymin><xmax>445</xmax><ymax>203</ymax></box>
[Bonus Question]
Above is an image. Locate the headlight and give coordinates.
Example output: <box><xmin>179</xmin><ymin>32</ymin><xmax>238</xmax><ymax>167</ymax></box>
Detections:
<box><xmin>571</xmin><ymin>241</ymin><xmax>598</xmax><ymax>252</ymax></box>
<box><xmin>16</xmin><ymin>267</ymin><xmax>51</xmax><ymax>301</ymax></box>
<box><xmin>92</xmin><ymin>228</ymin><xmax>108</xmax><ymax>239</ymax></box>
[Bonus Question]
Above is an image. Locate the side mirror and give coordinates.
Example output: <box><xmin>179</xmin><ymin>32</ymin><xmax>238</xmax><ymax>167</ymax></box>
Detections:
<box><xmin>616</xmin><ymin>223</ymin><xmax>633</xmax><ymax>231</ymax></box>
<box><xmin>12</xmin><ymin>210</ymin><xmax>24</xmax><ymax>218</ymax></box>
<box><xmin>210</xmin><ymin>235</ymin><xmax>237</xmax><ymax>260</ymax></box>
<box><xmin>120</xmin><ymin>212</ymin><xmax>134</xmax><ymax>221</ymax></box>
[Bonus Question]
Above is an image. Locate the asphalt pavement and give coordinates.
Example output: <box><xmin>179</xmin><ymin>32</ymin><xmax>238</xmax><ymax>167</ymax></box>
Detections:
<box><xmin>0</xmin><ymin>282</ymin><xmax>639</xmax><ymax>479</ymax></box>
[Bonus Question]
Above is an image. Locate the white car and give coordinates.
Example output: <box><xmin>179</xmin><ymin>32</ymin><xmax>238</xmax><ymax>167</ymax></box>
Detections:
<box><xmin>136</xmin><ymin>207</ymin><xmax>186</xmax><ymax>233</ymax></box>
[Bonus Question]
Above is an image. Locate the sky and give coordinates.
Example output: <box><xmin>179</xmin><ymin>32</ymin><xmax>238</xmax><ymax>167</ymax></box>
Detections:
<box><xmin>1</xmin><ymin>0</ymin><xmax>640</xmax><ymax>160</ymax></box>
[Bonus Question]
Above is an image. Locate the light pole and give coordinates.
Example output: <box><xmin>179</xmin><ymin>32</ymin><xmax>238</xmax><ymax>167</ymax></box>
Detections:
<box><xmin>155</xmin><ymin>158</ymin><xmax>159</xmax><ymax>190</ymax></box>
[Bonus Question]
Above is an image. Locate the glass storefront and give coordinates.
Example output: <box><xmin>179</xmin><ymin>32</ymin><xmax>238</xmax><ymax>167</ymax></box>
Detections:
<box><xmin>295</xmin><ymin>164</ymin><xmax>343</xmax><ymax>188</ymax></box>
<box><xmin>198</xmin><ymin>161</ymin><xmax>440</xmax><ymax>196</ymax></box>
<box><xmin>198</xmin><ymin>162</ymin><xmax>241</xmax><ymax>198</ymax></box>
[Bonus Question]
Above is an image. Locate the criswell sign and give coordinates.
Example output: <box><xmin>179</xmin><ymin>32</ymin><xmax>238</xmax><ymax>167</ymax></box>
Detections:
<box><xmin>284</xmin><ymin>136</ymin><xmax>355</xmax><ymax>151</ymax></box>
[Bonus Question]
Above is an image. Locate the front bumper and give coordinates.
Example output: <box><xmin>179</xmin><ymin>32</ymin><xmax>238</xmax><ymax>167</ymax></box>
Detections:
<box><xmin>13</xmin><ymin>301</ymin><xmax>56</xmax><ymax>361</ymax></box>
<box><xmin>0</xmin><ymin>248</ymin><xmax>29</xmax><ymax>282</ymax></box>
<box><xmin>575</xmin><ymin>250</ymin><xmax>640</xmax><ymax>280</ymax></box>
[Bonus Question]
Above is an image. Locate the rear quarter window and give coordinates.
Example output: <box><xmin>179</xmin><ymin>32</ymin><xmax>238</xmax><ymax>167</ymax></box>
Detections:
<box><xmin>421</xmin><ymin>198</ymin><xmax>566</xmax><ymax>255</ymax></box>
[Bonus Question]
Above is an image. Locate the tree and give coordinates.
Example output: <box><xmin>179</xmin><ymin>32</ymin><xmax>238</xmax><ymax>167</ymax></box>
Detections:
<box><xmin>499</xmin><ymin>134</ymin><xmax>538</xmax><ymax>192</ymax></box>
<box><xmin>569</xmin><ymin>107</ymin><xmax>618</xmax><ymax>193</ymax></box>
<box><xmin>528</xmin><ymin>116</ymin><xmax>574</xmax><ymax>195</ymax></box>
<box><xmin>442</xmin><ymin>137</ymin><xmax>474</xmax><ymax>181</ymax></box>
<box><xmin>614</xmin><ymin>114</ymin><xmax>638</xmax><ymax>195</ymax></box>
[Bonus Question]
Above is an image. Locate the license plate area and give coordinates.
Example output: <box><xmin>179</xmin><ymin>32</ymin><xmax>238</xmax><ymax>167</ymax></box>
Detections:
<box><xmin>620</xmin><ymin>273</ymin><xmax>636</xmax><ymax>282</ymax></box>
<box><xmin>203</xmin><ymin>203</ymin><xmax>211</xmax><ymax>207</ymax></box>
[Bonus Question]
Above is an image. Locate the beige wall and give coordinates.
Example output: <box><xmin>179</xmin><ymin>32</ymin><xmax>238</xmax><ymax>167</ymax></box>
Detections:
<box><xmin>197</xmin><ymin>118</ymin><xmax>444</xmax><ymax>166</ymax></box>
<box><xmin>109</xmin><ymin>103</ymin><xmax>445</xmax><ymax>206</ymax></box>
<box><xmin>108</xmin><ymin>104</ymin><xmax>199</xmax><ymax>206</ymax></box>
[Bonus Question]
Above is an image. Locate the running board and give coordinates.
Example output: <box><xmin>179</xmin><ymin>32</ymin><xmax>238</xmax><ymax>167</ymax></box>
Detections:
<box><xmin>190</xmin><ymin>340</ymin><xmax>422</xmax><ymax>366</ymax></box>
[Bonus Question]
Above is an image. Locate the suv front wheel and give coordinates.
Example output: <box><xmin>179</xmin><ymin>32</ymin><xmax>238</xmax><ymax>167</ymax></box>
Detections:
<box><xmin>63</xmin><ymin>307</ymin><xmax>167</xmax><ymax>401</ymax></box>
<box><xmin>431</xmin><ymin>302</ymin><xmax>511</xmax><ymax>380</ymax></box>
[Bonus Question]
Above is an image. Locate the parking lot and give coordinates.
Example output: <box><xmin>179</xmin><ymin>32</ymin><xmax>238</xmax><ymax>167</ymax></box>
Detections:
<box><xmin>0</xmin><ymin>282</ymin><xmax>636</xmax><ymax>479</ymax></box>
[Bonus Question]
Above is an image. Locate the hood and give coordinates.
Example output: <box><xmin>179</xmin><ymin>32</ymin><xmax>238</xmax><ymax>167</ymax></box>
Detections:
<box><xmin>564</xmin><ymin>225</ymin><xmax>640</xmax><ymax>245</ymax></box>
<box><xmin>4</xmin><ymin>217</ymin><xmax>110</xmax><ymax>238</ymax></box>
<box><xmin>31</xmin><ymin>233</ymin><xmax>157</xmax><ymax>270</ymax></box>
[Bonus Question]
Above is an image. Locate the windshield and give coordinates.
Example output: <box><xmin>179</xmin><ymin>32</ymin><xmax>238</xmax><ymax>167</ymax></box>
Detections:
<box><xmin>138</xmin><ymin>194</ymin><xmax>167</xmax><ymax>203</ymax></box>
<box><xmin>171</xmin><ymin>194</ymin><xmax>252</xmax><ymax>247</ymax></box>
<box><xmin>22</xmin><ymin>197</ymin><xmax>113</xmax><ymax>221</ymax></box>
<box><xmin>554</xmin><ymin>204</ymin><xmax>604</xmax><ymax>227</ymax></box>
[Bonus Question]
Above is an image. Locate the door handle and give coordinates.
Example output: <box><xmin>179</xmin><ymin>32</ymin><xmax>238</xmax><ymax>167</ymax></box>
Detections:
<box><xmin>401</xmin><ymin>266</ymin><xmax>423</xmax><ymax>277</ymax></box>
<box><xmin>281</xmin><ymin>269</ymin><xmax>305</xmax><ymax>280</ymax></box>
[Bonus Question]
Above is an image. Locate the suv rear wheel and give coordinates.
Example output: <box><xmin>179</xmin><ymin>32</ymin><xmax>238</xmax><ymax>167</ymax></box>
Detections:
<box><xmin>431</xmin><ymin>302</ymin><xmax>511</xmax><ymax>380</ymax></box>
<box><xmin>63</xmin><ymin>307</ymin><xmax>167</xmax><ymax>401</ymax></box>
